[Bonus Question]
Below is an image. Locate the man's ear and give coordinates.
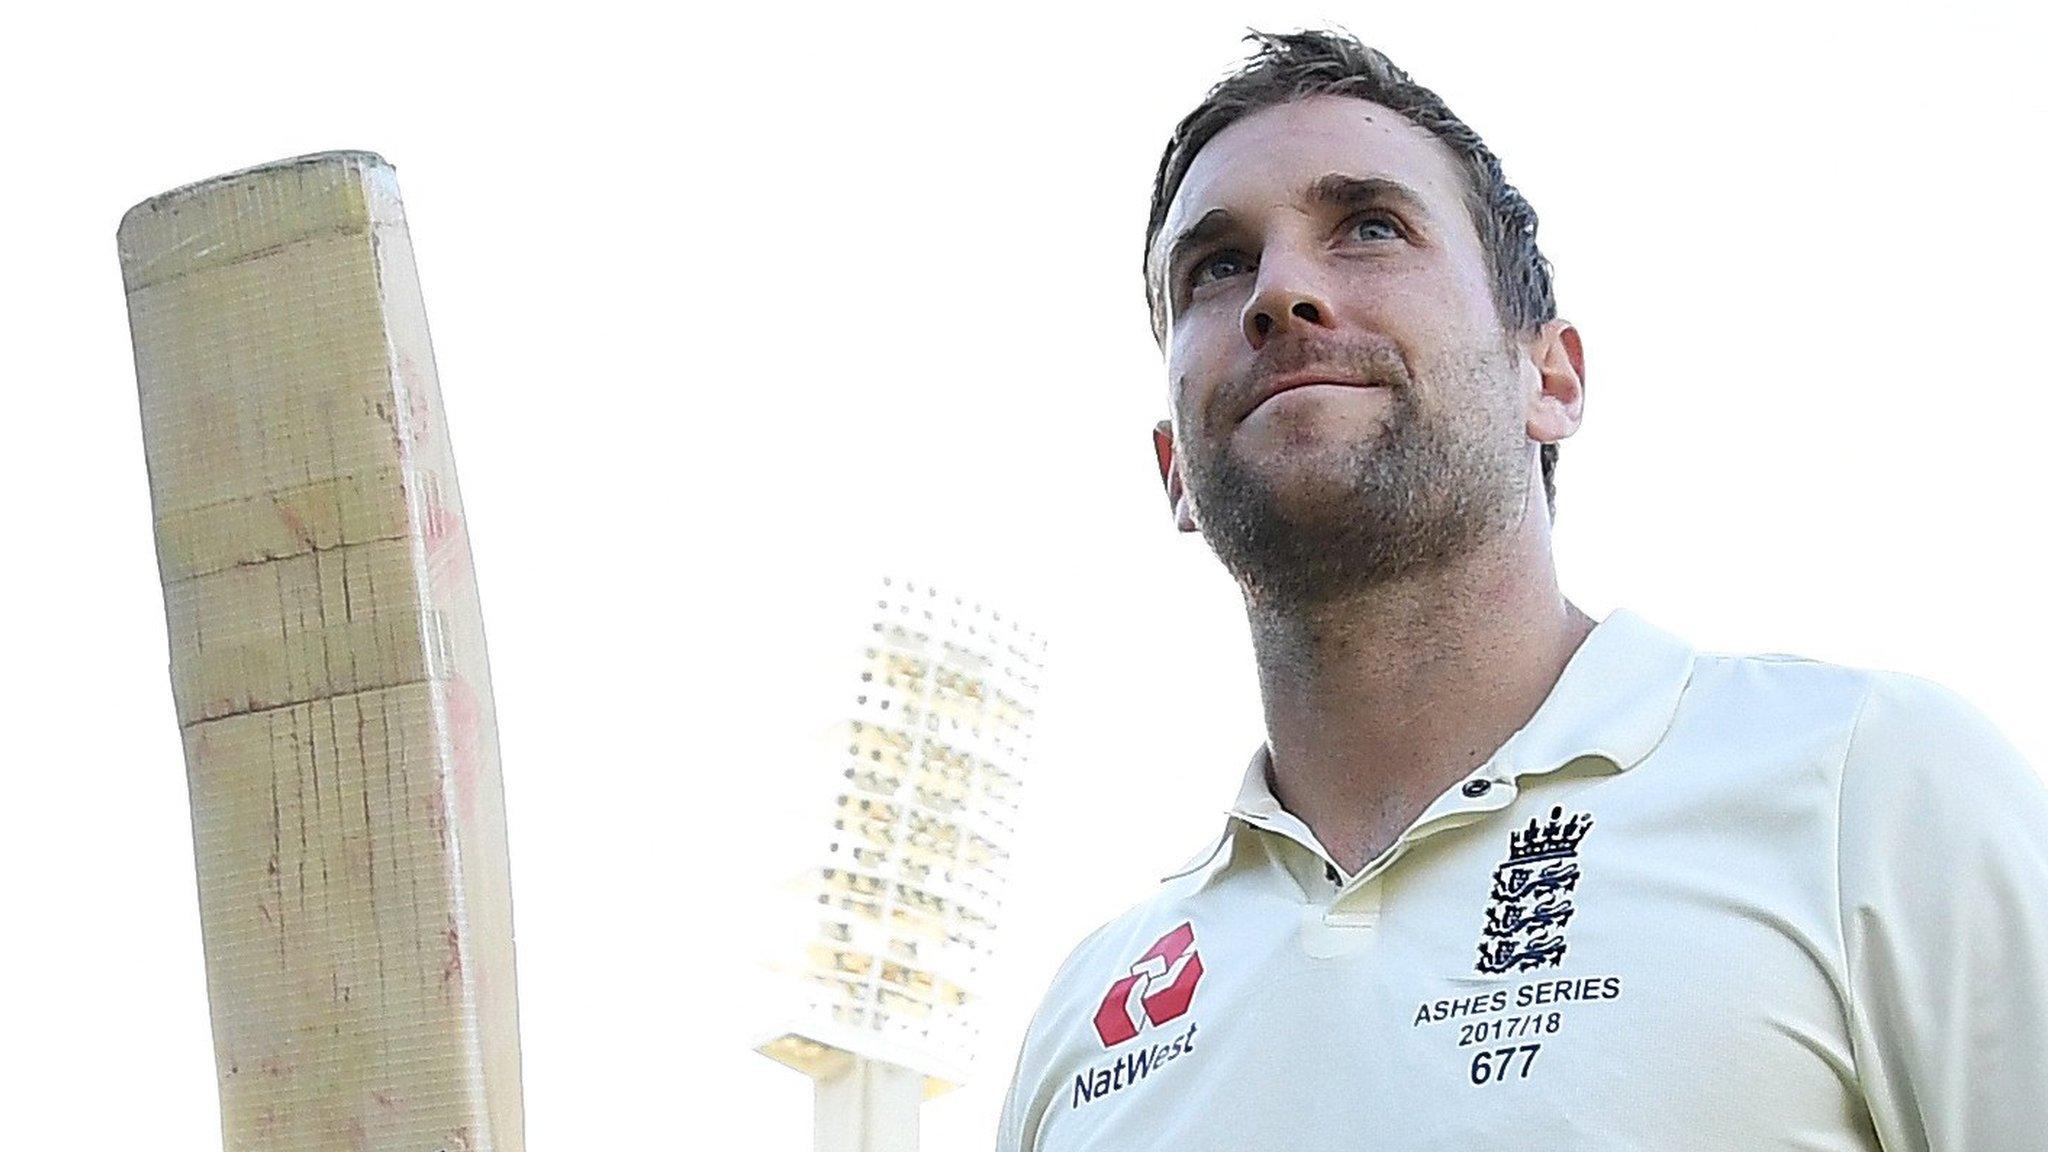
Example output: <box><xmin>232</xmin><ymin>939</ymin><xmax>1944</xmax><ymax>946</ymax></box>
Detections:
<box><xmin>1152</xmin><ymin>419</ymin><xmax>1199</xmax><ymax>533</ymax></box>
<box><xmin>1524</xmin><ymin>319</ymin><xmax>1586</xmax><ymax>446</ymax></box>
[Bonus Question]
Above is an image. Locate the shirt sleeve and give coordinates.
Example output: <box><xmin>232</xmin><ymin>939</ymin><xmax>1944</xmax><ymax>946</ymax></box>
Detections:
<box><xmin>994</xmin><ymin>944</ymin><xmax>1087</xmax><ymax>1152</ymax></box>
<box><xmin>1836</xmin><ymin>672</ymin><xmax>2048</xmax><ymax>1151</ymax></box>
<box><xmin>993</xmin><ymin>910</ymin><xmax>1133</xmax><ymax>1152</ymax></box>
<box><xmin>994</xmin><ymin>1033</ymin><xmax>1033</xmax><ymax>1152</ymax></box>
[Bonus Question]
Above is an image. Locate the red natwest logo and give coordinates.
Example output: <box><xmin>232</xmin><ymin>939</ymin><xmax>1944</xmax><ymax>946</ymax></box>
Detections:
<box><xmin>1092</xmin><ymin>921</ymin><xmax>1204</xmax><ymax>1047</ymax></box>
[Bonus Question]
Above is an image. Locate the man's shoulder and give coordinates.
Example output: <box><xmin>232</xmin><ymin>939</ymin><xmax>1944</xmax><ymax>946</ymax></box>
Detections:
<box><xmin>1676</xmin><ymin>641</ymin><xmax>2033</xmax><ymax>801</ymax></box>
<box><xmin>996</xmin><ymin>829</ymin><xmax>1235</xmax><ymax>1151</ymax></box>
<box><xmin>1832</xmin><ymin>663</ymin><xmax>2036</xmax><ymax>806</ymax></box>
<box><xmin>1688</xmin><ymin>639</ymin><xmax>1883</xmax><ymax>701</ymax></box>
<box><xmin>1024</xmin><ymin>827</ymin><xmax>1234</xmax><ymax>1006</ymax></box>
<box><xmin>1687</xmin><ymin>635</ymin><xmax>2007</xmax><ymax>733</ymax></box>
<box><xmin>1678</xmin><ymin>639</ymin><xmax>1973</xmax><ymax>740</ymax></box>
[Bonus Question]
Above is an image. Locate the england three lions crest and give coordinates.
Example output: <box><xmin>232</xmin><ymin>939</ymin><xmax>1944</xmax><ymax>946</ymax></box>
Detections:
<box><xmin>1476</xmin><ymin>805</ymin><xmax>1592</xmax><ymax>974</ymax></box>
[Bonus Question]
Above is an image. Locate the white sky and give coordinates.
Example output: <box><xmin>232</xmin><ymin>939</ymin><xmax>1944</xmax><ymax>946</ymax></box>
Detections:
<box><xmin>4</xmin><ymin>3</ymin><xmax>2043</xmax><ymax>1149</ymax></box>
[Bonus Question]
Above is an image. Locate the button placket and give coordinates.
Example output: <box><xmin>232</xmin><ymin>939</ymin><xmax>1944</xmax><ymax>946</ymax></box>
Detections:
<box><xmin>1300</xmin><ymin>877</ymin><xmax>1380</xmax><ymax>959</ymax></box>
<box><xmin>1324</xmin><ymin>879</ymin><xmax>1382</xmax><ymax>927</ymax></box>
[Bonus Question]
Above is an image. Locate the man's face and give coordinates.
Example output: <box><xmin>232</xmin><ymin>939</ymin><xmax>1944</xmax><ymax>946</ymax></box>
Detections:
<box><xmin>1149</xmin><ymin>94</ymin><xmax>1576</xmax><ymax>606</ymax></box>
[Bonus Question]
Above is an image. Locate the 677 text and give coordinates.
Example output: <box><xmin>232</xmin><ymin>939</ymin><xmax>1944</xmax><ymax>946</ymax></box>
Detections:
<box><xmin>1469</xmin><ymin>1044</ymin><xmax>1540</xmax><ymax>1084</ymax></box>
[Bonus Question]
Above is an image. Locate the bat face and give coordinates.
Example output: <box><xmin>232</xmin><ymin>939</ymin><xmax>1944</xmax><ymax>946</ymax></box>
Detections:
<box><xmin>120</xmin><ymin>152</ymin><xmax>525</xmax><ymax>1152</ymax></box>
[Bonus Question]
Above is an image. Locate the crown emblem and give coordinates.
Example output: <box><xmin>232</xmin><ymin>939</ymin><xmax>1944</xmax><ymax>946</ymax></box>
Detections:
<box><xmin>1507</xmin><ymin>806</ymin><xmax>1593</xmax><ymax>863</ymax></box>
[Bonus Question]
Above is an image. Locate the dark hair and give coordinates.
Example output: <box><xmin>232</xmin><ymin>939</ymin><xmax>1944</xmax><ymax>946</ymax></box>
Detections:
<box><xmin>1144</xmin><ymin>28</ymin><xmax>1561</xmax><ymax>515</ymax></box>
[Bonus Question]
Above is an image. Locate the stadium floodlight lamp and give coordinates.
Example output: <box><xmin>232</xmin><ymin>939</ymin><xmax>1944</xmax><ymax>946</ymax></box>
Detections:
<box><xmin>757</xmin><ymin>577</ymin><xmax>1045</xmax><ymax>1151</ymax></box>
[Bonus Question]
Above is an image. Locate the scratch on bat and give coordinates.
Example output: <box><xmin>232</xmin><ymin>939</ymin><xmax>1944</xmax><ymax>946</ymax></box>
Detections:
<box><xmin>441</xmin><ymin>917</ymin><xmax>464</xmax><ymax>995</ymax></box>
<box><xmin>270</xmin><ymin>739</ymin><xmax>287</xmax><ymax>970</ymax></box>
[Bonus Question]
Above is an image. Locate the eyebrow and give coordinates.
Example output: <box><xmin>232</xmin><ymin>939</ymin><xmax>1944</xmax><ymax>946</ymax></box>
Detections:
<box><xmin>1161</xmin><ymin>173</ymin><xmax>1432</xmax><ymax>284</ymax></box>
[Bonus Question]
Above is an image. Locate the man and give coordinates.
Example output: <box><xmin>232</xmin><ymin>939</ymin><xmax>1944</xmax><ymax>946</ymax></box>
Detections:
<box><xmin>996</xmin><ymin>28</ymin><xmax>2048</xmax><ymax>1152</ymax></box>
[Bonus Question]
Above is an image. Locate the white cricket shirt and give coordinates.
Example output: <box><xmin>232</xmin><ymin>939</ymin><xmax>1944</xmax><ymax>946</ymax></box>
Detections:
<box><xmin>996</xmin><ymin>609</ymin><xmax>2048</xmax><ymax>1151</ymax></box>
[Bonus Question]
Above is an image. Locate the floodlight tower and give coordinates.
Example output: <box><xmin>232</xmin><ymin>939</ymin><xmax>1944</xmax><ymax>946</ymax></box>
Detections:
<box><xmin>758</xmin><ymin>576</ymin><xmax>1045</xmax><ymax>1152</ymax></box>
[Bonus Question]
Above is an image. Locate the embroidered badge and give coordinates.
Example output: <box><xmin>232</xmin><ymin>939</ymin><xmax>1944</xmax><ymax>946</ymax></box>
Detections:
<box><xmin>1476</xmin><ymin>806</ymin><xmax>1592</xmax><ymax>974</ymax></box>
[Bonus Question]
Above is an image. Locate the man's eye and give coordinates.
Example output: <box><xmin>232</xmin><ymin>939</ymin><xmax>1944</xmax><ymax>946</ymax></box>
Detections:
<box><xmin>1350</xmin><ymin>213</ymin><xmax>1403</xmax><ymax>242</ymax></box>
<box><xmin>1188</xmin><ymin>251</ymin><xmax>1251</xmax><ymax>291</ymax></box>
<box><xmin>1182</xmin><ymin>217</ymin><xmax>1399</xmax><ymax>298</ymax></box>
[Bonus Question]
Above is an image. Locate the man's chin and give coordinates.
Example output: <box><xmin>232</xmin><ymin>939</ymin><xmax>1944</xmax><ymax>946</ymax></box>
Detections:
<box><xmin>1238</xmin><ymin>407</ymin><xmax>1394</xmax><ymax>455</ymax></box>
<box><xmin>1223</xmin><ymin>451</ymin><xmax>1389</xmax><ymax>514</ymax></box>
<box><xmin>1220</xmin><ymin>430</ymin><xmax>1368</xmax><ymax>475</ymax></box>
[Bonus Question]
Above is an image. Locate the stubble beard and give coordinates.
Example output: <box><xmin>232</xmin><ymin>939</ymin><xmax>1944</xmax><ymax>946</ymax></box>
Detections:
<box><xmin>1182</xmin><ymin>350</ymin><xmax>1534</xmax><ymax>612</ymax></box>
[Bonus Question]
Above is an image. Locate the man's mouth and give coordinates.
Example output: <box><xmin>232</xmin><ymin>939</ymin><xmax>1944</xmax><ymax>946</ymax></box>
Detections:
<box><xmin>1247</xmin><ymin>371</ymin><xmax>1385</xmax><ymax>416</ymax></box>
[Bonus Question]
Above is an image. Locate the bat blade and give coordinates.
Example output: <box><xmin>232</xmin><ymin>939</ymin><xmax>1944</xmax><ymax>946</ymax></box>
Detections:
<box><xmin>119</xmin><ymin>151</ymin><xmax>525</xmax><ymax>1152</ymax></box>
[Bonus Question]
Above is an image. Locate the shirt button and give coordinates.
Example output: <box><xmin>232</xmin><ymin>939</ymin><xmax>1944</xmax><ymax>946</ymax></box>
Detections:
<box><xmin>1461</xmin><ymin>780</ymin><xmax>1493</xmax><ymax>798</ymax></box>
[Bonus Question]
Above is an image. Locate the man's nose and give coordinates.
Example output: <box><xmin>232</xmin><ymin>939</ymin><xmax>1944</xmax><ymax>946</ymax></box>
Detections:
<box><xmin>1241</xmin><ymin>255</ymin><xmax>1336</xmax><ymax>350</ymax></box>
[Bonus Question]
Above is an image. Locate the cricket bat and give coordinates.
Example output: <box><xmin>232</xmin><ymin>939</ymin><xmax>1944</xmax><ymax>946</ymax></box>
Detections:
<box><xmin>118</xmin><ymin>152</ymin><xmax>525</xmax><ymax>1152</ymax></box>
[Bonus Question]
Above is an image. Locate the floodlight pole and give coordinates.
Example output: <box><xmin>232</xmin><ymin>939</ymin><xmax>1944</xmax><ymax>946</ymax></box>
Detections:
<box><xmin>813</xmin><ymin>1054</ymin><xmax>924</xmax><ymax>1152</ymax></box>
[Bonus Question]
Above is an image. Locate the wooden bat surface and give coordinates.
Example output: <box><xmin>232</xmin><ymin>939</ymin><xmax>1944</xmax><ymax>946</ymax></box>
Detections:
<box><xmin>119</xmin><ymin>151</ymin><xmax>524</xmax><ymax>1152</ymax></box>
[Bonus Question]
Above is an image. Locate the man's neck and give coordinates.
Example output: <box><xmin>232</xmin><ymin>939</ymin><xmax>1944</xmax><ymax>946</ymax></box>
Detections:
<box><xmin>1243</xmin><ymin>525</ymin><xmax>1593</xmax><ymax>875</ymax></box>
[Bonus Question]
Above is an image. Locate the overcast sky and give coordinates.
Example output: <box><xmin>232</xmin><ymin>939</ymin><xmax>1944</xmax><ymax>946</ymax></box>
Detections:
<box><xmin>5</xmin><ymin>3</ymin><xmax>2042</xmax><ymax>1148</ymax></box>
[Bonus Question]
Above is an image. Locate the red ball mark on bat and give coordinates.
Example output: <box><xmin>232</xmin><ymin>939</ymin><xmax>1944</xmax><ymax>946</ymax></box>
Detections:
<box><xmin>443</xmin><ymin>676</ymin><xmax>485</xmax><ymax>828</ymax></box>
<box><xmin>413</xmin><ymin>472</ymin><xmax>476</xmax><ymax>598</ymax></box>
<box><xmin>392</xmin><ymin>351</ymin><xmax>436</xmax><ymax>451</ymax></box>
<box><xmin>418</xmin><ymin>475</ymin><xmax>448</xmax><ymax>544</ymax></box>
<box><xmin>274</xmin><ymin>498</ymin><xmax>316</xmax><ymax>551</ymax></box>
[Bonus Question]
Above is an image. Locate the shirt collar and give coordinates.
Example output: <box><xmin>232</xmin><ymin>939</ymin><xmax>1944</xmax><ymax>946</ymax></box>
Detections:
<box><xmin>1160</xmin><ymin>607</ymin><xmax>1697</xmax><ymax>885</ymax></box>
